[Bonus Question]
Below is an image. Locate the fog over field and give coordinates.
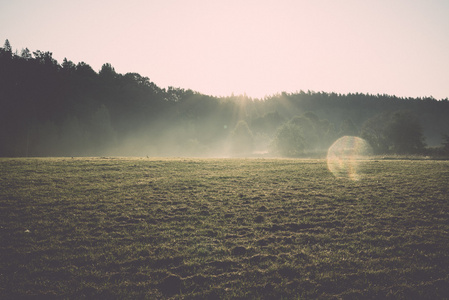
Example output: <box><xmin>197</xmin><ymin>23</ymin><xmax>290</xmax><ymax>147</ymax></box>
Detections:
<box><xmin>2</xmin><ymin>1</ymin><xmax>449</xmax><ymax>158</ymax></box>
<box><xmin>1</xmin><ymin>42</ymin><xmax>449</xmax><ymax>158</ymax></box>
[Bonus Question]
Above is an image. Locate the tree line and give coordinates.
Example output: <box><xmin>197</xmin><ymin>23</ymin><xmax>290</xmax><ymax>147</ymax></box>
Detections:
<box><xmin>1</xmin><ymin>39</ymin><xmax>449</xmax><ymax>157</ymax></box>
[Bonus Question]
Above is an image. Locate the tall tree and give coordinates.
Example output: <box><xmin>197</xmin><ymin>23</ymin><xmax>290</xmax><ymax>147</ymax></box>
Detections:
<box><xmin>289</xmin><ymin>112</ymin><xmax>321</xmax><ymax>151</ymax></box>
<box><xmin>360</xmin><ymin>112</ymin><xmax>391</xmax><ymax>154</ymax></box>
<box><xmin>20</xmin><ymin>48</ymin><xmax>32</xmax><ymax>60</ymax></box>
<box><xmin>99</xmin><ymin>63</ymin><xmax>117</xmax><ymax>81</ymax></box>
<box><xmin>3</xmin><ymin>39</ymin><xmax>12</xmax><ymax>53</ymax></box>
<box><xmin>32</xmin><ymin>50</ymin><xmax>58</xmax><ymax>67</ymax></box>
<box><xmin>272</xmin><ymin>122</ymin><xmax>305</xmax><ymax>157</ymax></box>
<box><xmin>61</xmin><ymin>58</ymin><xmax>76</xmax><ymax>73</ymax></box>
<box><xmin>361</xmin><ymin>111</ymin><xmax>426</xmax><ymax>154</ymax></box>
<box><xmin>0</xmin><ymin>39</ymin><xmax>12</xmax><ymax>60</ymax></box>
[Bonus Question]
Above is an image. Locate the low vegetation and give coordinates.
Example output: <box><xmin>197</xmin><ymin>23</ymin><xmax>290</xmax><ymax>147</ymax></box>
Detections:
<box><xmin>1</xmin><ymin>158</ymin><xmax>448</xmax><ymax>299</ymax></box>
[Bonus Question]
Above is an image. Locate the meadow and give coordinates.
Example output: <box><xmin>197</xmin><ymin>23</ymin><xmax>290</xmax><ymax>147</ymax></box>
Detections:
<box><xmin>0</xmin><ymin>157</ymin><xmax>448</xmax><ymax>299</ymax></box>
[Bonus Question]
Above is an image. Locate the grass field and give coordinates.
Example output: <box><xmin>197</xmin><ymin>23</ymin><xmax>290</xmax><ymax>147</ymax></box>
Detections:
<box><xmin>1</xmin><ymin>157</ymin><xmax>448</xmax><ymax>299</ymax></box>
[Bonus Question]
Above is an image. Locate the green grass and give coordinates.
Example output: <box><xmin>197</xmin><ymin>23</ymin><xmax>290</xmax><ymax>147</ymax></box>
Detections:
<box><xmin>1</xmin><ymin>157</ymin><xmax>448</xmax><ymax>299</ymax></box>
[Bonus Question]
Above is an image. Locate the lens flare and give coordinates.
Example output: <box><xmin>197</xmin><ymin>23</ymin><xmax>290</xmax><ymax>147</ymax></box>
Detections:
<box><xmin>327</xmin><ymin>136</ymin><xmax>373</xmax><ymax>180</ymax></box>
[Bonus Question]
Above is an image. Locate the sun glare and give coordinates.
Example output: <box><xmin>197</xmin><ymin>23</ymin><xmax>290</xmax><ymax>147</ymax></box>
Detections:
<box><xmin>327</xmin><ymin>136</ymin><xmax>373</xmax><ymax>181</ymax></box>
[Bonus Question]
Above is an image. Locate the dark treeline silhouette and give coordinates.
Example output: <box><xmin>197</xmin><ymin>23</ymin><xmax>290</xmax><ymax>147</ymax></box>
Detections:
<box><xmin>1</xmin><ymin>40</ymin><xmax>449</xmax><ymax>157</ymax></box>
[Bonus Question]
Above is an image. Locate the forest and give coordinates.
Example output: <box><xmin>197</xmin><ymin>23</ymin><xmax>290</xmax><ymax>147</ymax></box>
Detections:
<box><xmin>1</xmin><ymin>39</ymin><xmax>449</xmax><ymax>157</ymax></box>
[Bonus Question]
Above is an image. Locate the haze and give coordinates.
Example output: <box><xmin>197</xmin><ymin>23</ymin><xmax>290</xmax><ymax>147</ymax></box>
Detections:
<box><xmin>1</xmin><ymin>0</ymin><xmax>448</xmax><ymax>99</ymax></box>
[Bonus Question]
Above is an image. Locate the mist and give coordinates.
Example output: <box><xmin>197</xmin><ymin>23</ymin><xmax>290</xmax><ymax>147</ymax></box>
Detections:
<box><xmin>1</xmin><ymin>43</ymin><xmax>449</xmax><ymax>158</ymax></box>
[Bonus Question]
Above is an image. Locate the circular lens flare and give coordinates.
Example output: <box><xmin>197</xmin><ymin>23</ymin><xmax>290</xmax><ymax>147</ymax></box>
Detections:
<box><xmin>327</xmin><ymin>136</ymin><xmax>373</xmax><ymax>180</ymax></box>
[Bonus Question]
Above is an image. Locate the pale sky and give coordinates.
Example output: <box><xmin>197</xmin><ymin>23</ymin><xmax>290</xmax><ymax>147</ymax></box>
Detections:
<box><xmin>1</xmin><ymin>0</ymin><xmax>449</xmax><ymax>99</ymax></box>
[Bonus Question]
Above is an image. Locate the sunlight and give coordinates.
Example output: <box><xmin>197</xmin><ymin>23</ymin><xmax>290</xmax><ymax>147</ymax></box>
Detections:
<box><xmin>327</xmin><ymin>136</ymin><xmax>373</xmax><ymax>181</ymax></box>
<box><xmin>228</xmin><ymin>94</ymin><xmax>252</xmax><ymax>125</ymax></box>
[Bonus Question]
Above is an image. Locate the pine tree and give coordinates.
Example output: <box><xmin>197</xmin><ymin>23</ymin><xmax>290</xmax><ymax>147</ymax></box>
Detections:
<box><xmin>3</xmin><ymin>39</ymin><xmax>12</xmax><ymax>53</ymax></box>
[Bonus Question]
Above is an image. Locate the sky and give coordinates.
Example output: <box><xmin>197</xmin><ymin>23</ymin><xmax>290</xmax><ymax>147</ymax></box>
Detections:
<box><xmin>1</xmin><ymin>0</ymin><xmax>449</xmax><ymax>99</ymax></box>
